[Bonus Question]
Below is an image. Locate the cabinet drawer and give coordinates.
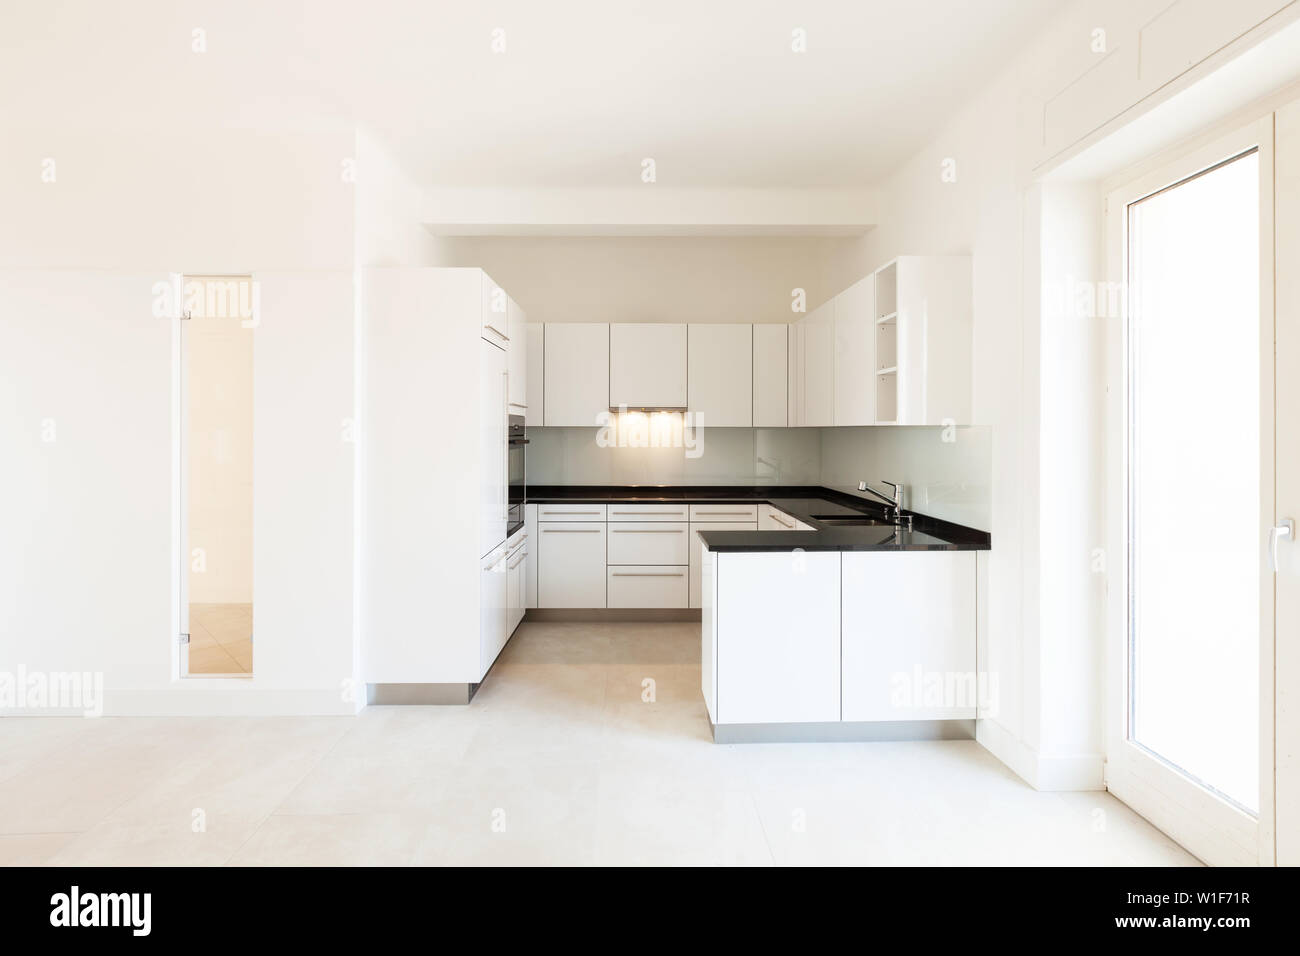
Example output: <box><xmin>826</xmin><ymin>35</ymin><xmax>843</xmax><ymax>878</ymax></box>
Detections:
<box><xmin>688</xmin><ymin>504</ymin><xmax>758</xmax><ymax>522</ymax></box>
<box><xmin>606</xmin><ymin>521</ymin><xmax>689</xmax><ymax>565</ymax></box>
<box><xmin>536</xmin><ymin>503</ymin><xmax>607</xmax><ymax>522</ymax></box>
<box><xmin>607</xmin><ymin>503</ymin><xmax>690</xmax><ymax>521</ymax></box>
<box><xmin>607</xmin><ymin>565</ymin><xmax>688</xmax><ymax>609</ymax></box>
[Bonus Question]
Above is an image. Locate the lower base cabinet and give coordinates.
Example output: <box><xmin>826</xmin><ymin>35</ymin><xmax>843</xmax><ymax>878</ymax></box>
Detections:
<box><xmin>524</xmin><ymin>504</ymin><xmax>538</xmax><ymax>609</ymax></box>
<box><xmin>714</xmin><ymin>550</ymin><xmax>842</xmax><ymax>724</ymax></box>
<box><xmin>479</xmin><ymin>542</ymin><xmax>509</xmax><ymax>679</ymax></box>
<box><xmin>840</xmin><ymin>551</ymin><xmax>977</xmax><ymax>721</ymax></box>
<box><xmin>537</xmin><ymin>522</ymin><xmax>607</xmax><ymax>608</ymax></box>
<box><xmin>506</xmin><ymin>533</ymin><xmax>527</xmax><ymax>634</ymax></box>
<box><xmin>607</xmin><ymin>565</ymin><xmax>688</xmax><ymax>608</ymax></box>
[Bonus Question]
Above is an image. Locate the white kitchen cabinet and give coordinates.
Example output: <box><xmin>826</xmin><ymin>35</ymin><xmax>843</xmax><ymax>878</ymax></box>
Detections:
<box><xmin>525</xmin><ymin>323</ymin><xmax>544</xmax><ymax>427</ymax></box>
<box><xmin>524</xmin><ymin>503</ymin><xmax>538</xmax><ymax>608</ymax></box>
<box><xmin>688</xmin><ymin>521</ymin><xmax>757</xmax><ymax>608</ymax></box>
<box><xmin>687</xmin><ymin>324</ymin><xmax>751</xmax><ymax>426</ymax></box>
<box><xmin>757</xmin><ymin>504</ymin><xmax>813</xmax><ymax>531</ymax></box>
<box><xmin>479</xmin><ymin>540</ymin><xmax>509</xmax><ymax>679</ymax></box>
<box><xmin>507</xmin><ymin>294</ymin><xmax>527</xmax><ymax>412</ymax></box>
<box><xmin>833</xmin><ymin>275</ymin><xmax>875</xmax><ymax>426</ymax></box>
<box><xmin>753</xmin><ymin>323</ymin><xmax>788</xmax><ymax>427</ymax></box>
<box><xmin>609</xmin><ymin>323</ymin><xmax>687</xmax><ymax>409</ymax></box>
<box><xmin>480</xmin><ymin>271</ymin><xmax>510</xmax><ymax>349</ymax></box>
<box><xmin>544</xmin><ymin>323</ymin><xmax>609</xmax><ymax>426</ymax></box>
<box><xmin>537</xmin><ymin>522</ymin><xmax>607</xmax><ymax>608</ymax></box>
<box><xmin>802</xmin><ymin>301</ymin><xmax>835</xmax><ymax>427</ymax></box>
<box><xmin>714</xmin><ymin>550</ymin><xmax>841</xmax><ymax>724</ymax></box>
<box><xmin>841</xmin><ymin>551</ymin><xmax>977</xmax><ymax>721</ymax></box>
<box><xmin>607</xmin><ymin>565</ymin><xmax>688</xmax><ymax>608</ymax></box>
<box><xmin>365</xmin><ymin>267</ymin><xmax>518</xmax><ymax>686</ymax></box>
<box><xmin>606</xmin><ymin>521</ymin><xmax>689</xmax><ymax>565</ymax></box>
<box><xmin>878</xmin><ymin>256</ymin><xmax>973</xmax><ymax>426</ymax></box>
<box><xmin>479</xmin><ymin>338</ymin><xmax>508</xmax><ymax>557</ymax></box>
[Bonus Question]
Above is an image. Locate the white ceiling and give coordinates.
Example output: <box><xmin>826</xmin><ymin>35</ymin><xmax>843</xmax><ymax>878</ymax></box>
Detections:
<box><xmin>1</xmin><ymin>0</ymin><xmax>1066</xmax><ymax>189</ymax></box>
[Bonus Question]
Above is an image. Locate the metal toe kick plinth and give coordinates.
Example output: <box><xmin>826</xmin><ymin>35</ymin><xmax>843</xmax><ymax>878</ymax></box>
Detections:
<box><xmin>366</xmin><ymin>682</ymin><xmax>480</xmax><ymax>705</ymax></box>
<box><xmin>710</xmin><ymin>719</ymin><xmax>976</xmax><ymax>744</ymax></box>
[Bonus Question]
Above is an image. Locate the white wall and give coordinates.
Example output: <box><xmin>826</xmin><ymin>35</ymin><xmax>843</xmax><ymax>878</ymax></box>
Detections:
<box><xmin>355</xmin><ymin>129</ymin><xmax>441</xmax><ymax>268</ymax></box>
<box><xmin>0</xmin><ymin>128</ymin><xmax>354</xmax><ymax>272</ymax></box>
<box><xmin>426</xmin><ymin>235</ymin><xmax>869</xmax><ymax>325</ymax></box>
<box><xmin>0</xmin><ymin>126</ymin><xmax>361</xmax><ymax>715</ymax></box>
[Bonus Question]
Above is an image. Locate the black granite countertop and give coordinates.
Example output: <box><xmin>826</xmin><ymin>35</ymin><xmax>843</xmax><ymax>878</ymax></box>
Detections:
<box><xmin>525</xmin><ymin>485</ymin><xmax>990</xmax><ymax>552</ymax></box>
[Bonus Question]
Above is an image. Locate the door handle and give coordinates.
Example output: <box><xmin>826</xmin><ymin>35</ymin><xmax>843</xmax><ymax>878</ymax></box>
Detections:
<box><xmin>1269</xmin><ymin>519</ymin><xmax>1294</xmax><ymax>572</ymax></box>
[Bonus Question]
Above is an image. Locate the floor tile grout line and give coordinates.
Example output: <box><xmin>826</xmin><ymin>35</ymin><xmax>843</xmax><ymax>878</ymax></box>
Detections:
<box><xmin>218</xmin><ymin>720</ymin><xmax>357</xmax><ymax>865</ymax></box>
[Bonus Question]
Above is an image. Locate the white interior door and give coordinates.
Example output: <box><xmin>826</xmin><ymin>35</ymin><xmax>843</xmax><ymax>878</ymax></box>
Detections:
<box><xmin>1104</xmin><ymin>118</ymin><xmax>1275</xmax><ymax>865</ymax></box>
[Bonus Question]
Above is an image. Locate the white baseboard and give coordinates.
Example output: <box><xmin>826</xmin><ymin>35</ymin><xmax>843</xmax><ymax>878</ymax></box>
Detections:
<box><xmin>976</xmin><ymin>718</ymin><xmax>1105</xmax><ymax>791</ymax></box>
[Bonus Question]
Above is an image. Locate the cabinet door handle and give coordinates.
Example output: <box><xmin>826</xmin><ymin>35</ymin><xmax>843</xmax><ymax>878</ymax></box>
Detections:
<box><xmin>611</xmin><ymin>571</ymin><xmax>685</xmax><ymax>577</ymax></box>
<box><xmin>612</xmin><ymin>511</ymin><xmax>685</xmax><ymax>516</ymax></box>
<box><xmin>693</xmin><ymin>511</ymin><xmax>754</xmax><ymax>517</ymax></box>
<box><xmin>610</xmin><ymin>529</ymin><xmax>683</xmax><ymax>534</ymax></box>
<box><xmin>1269</xmin><ymin>519</ymin><xmax>1294</xmax><ymax>572</ymax></box>
<box><xmin>508</xmin><ymin>552</ymin><xmax>528</xmax><ymax>569</ymax></box>
<box><xmin>542</xmin><ymin>510</ymin><xmax>601</xmax><ymax>515</ymax></box>
<box><xmin>770</xmin><ymin>514</ymin><xmax>793</xmax><ymax>528</ymax></box>
<box><xmin>542</xmin><ymin>528</ymin><xmax>601</xmax><ymax>533</ymax></box>
<box><xmin>484</xmin><ymin>323</ymin><xmax>509</xmax><ymax>341</ymax></box>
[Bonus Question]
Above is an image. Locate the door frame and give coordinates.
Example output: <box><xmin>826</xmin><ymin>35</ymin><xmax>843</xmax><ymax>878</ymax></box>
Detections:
<box><xmin>1103</xmin><ymin>116</ymin><xmax>1276</xmax><ymax>866</ymax></box>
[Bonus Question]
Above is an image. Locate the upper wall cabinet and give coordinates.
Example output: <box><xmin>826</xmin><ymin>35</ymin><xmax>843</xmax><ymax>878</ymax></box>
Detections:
<box><xmin>609</xmin><ymin>323</ymin><xmax>687</xmax><ymax>409</ymax></box>
<box><xmin>506</xmin><ymin>294</ymin><xmax>527</xmax><ymax>412</ymax></box>
<box><xmin>801</xmin><ymin>301</ymin><xmax>835</xmax><ymax>427</ymax></box>
<box><xmin>688</xmin><ymin>324</ymin><xmax>751</xmax><ymax>427</ymax></box>
<box><xmin>544</xmin><ymin>323</ymin><xmax>609</xmax><ymax>426</ymax></box>
<box><xmin>833</xmin><ymin>275</ymin><xmax>875</xmax><ymax>426</ymax></box>
<box><xmin>752</xmin><ymin>324</ymin><xmax>787</xmax><ymax>427</ymax></box>
<box><xmin>525</xmin><ymin>323</ymin><xmax>544</xmax><ymax>427</ymax></box>
<box><xmin>877</xmin><ymin>256</ymin><xmax>972</xmax><ymax>426</ymax></box>
<box><xmin>480</xmin><ymin>271</ymin><xmax>509</xmax><ymax>350</ymax></box>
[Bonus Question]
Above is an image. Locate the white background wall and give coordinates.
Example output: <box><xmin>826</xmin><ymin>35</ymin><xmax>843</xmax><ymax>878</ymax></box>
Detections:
<box><xmin>0</xmin><ymin>126</ymin><xmax>361</xmax><ymax>714</ymax></box>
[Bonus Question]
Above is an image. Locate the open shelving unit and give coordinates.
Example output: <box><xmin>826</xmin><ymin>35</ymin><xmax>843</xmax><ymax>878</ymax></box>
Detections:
<box><xmin>874</xmin><ymin>260</ymin><xmax>898</xmax><ymax>424</ymax></box>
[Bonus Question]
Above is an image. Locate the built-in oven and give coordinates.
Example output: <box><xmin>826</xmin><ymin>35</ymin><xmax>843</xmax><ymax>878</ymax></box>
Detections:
<box><xmin>507</xmin><ymin>414</ymin><xmax>527</xmax><ymax>535</ymax></box>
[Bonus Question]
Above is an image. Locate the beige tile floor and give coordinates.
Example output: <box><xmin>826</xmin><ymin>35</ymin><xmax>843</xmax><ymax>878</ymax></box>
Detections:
<box><xmin>188</xmin><ymin>603</ymin><xmax>253</xmax><ymax>675</ymax></box>
<box><xmin>0</xmin><ymin>621</ymin><xmax>1199</xmax><ymax>866</ymax></box>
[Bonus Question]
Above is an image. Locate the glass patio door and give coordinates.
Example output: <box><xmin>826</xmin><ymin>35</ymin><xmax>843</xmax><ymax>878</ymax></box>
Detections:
<box><xmin>1105</xmin><ymin>118</ymin><xmax>1275</xmax><ymax>865</ymax></box>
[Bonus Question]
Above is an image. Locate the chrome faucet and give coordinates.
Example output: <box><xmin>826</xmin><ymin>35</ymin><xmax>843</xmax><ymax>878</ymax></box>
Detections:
<box><xmin>858</xmin><ymin>479</ymin><xmax>908</xmax><ymax>528</ymax></box>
